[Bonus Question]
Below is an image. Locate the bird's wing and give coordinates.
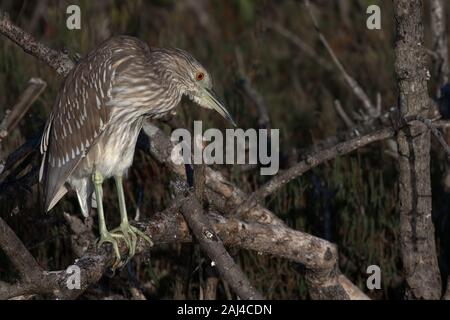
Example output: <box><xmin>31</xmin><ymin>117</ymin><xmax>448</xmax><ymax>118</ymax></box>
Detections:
<box><xmin>40</xmin><ymin>47</ymin><xmax>116</xmax><ymax>212</ymax></box>
<box><xmin>40</xmin><ymin>36</ymin><xmax>152</xmax><ymax>211</ymax></box>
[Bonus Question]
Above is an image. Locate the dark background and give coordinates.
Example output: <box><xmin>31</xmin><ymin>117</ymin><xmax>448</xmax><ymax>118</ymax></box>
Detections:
<box><xmin>0</xmin><ymin>0</ymin><xmax>449</xmax><ymax>299</ymax></box>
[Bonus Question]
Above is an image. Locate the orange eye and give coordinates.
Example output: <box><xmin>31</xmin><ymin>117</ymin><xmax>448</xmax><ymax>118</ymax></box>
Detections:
<box><xmin>195</xmin><ymin>72</ymin><xmax>205</xmax><ymax>81</ymax></box>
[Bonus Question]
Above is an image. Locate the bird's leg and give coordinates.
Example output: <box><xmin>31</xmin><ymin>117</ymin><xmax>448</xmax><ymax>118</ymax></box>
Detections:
<box><xmin>112</xmin><ymin>175</ymin><xmax>153</xmax><ymax>258</ymax></box>
<box><xmin>92</xmin><ymin>169</ymin><xmax>122</xmax><ymax>268</ymax></box>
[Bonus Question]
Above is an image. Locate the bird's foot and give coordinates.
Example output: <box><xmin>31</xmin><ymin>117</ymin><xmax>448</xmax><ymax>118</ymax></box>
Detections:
<box><xmin>97</xmin><ymin>230</ymin><xmax>124</xmax><ymax>270</ymax></box>
<box><xmin>111</xmin><ymin>222</ymin><xmax>153</xmax><ymax>260</ymax></box>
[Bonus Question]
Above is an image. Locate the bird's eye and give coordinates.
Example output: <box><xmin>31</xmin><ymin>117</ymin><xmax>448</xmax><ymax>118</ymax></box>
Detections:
<box><xmin>195</xmin><ymin>72</ymin><xmax>205</xmax><ymax>81</ymax></box>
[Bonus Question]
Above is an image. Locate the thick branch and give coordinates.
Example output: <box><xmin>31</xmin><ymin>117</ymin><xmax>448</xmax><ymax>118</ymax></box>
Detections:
<box><xmin>175</xmin><ymin>184</ymin><xmax>264</xmax><ymax>300</ymax></box>
<box><xmin>0</xmin><ymin>11</ymin><xmax>74</xmax><ymax>76</ymax></box>
<box><xmin>393</xmin><ymin>0</ymin><xmax>441</xmax><ymax>299</ymax></box>
<box><xmin>0</xmin><ymin>217</ymin><xmax>43</xmax><ymax>283</ymax></box>
<box><xmin>0</xmin><ymin>207</ymin><xmax>368</xmax><ymax>300</ymax></box>
<box><xmin>141</xmin><ymin>123</ymin><xmax>286</xmax><ymax>226</ymax></box>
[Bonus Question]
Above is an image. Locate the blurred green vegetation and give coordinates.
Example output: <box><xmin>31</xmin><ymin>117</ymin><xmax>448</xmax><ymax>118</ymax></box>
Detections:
<box><xmin>0</xmin><ymin>0</ymin><xmax>449</xmax><ymax>300</ymax></box>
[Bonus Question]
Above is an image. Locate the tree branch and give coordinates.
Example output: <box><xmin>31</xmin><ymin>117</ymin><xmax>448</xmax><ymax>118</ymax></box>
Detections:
<box><xmin>393</xmin><ymin>0</ymin><xmax>441</xmax><ymax>299</ymax></box>
<box><xmin>0</xmin><ymin>217</ymin><xmax>43</xmax><ymax>283</ymax></box>
<box><xmin>175</xmin><ymin>182</ymin><xmax>264</xmax><ymax>300</ymax></box>
<box><xmin>0</xmin><ymin>205</ymin><xmax>368</xmax><ymax>300</ymax></box>
<box><xmin>0</xmin><ymin>11</ymin><xmax>74</xmax><ymax>76</ymax></box>
<box><xmin>0</xmin><ymin>78</ymin><xmax>46</xmax><ymax>144</ymax></box>
<box><xmin>237</xmin><ymin>125</ymin><xmax>394</xmax><ymax>215</ymax></box>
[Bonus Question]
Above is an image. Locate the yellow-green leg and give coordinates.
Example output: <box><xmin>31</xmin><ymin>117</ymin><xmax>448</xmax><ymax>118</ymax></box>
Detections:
<box><xmin>92</xmin><ymin>169</ymin><xmax>122</xmax><ymax>268</ymax></box>
<box><xmin>112</xmin><ymin>175</ymin><xmax>153</xmax><ymax>258</ymax></box>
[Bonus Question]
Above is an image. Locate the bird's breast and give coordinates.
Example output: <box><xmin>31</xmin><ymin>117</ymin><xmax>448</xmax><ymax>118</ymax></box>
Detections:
<box><xmin>73</xmin><ymin>116</ymin><xmax>144</xmax><ymax>180</ymax></box>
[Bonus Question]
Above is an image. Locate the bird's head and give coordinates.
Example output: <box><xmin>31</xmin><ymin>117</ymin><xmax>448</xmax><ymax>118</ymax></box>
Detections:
<box><xmin>153</xmin><ymin>48</ymin><xmax>236</xmax><ymax>126</ymax></box>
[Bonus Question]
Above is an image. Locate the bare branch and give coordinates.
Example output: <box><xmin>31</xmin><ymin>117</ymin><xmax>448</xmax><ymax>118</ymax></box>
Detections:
<box><xmin>175</xmin><ymin>183</ymin><xmax>264</xmax><ymax>300</ymax></box>
<box><xmin>0</xmin><ymin>11</ymin><xmax>74</xmax><ymax>76</ymax></box>
<box><xmin>0</xmin><ymin>78</ymin><xmax>46</xmax><ymax>144</ymax></box>
<box><xmin>237</xmin><ymin>125</ymin><xmax>394</xmax><ymax>214</ymax></box>
<box><xmin>415</xmin><ymin>115</ymin><xmax>450</xmax><ymax>156</ymax></box>
<box><xmin>235</xmin><ymin>47</ymin><xmax>270</xmax><ymax>130</ymax></box>
<box><xmin>304</xmin><ymin>0</ymin><xmax>377</xmax><ymax>118</ymax></box>
<box><xmin>333</xmin><ymin>100</ymin><xmax>355</xmax><ymax>129</ymax></box>
<box><xmin>183</xmin><ymin>139</ymin><xmax>264</xmax><ymax>300</ymax></box>
<box><xmin>0</xmin><ymin>217</ymin><xmax>43</xmax><ymax>283</ymax></box>
<box><xmin>269</xmin><ymin>22</ymin><xmax>333</xmax><ymax>71</ymax></box>
<box><xmin>0</xmin><ymin>205</ymin><xmax>368</xmax><ymax>300</ymax></box>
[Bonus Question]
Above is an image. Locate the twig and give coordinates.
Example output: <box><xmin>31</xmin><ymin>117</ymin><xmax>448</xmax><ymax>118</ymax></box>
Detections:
<box><xmin>416</xmin><ymin>115</ymin><xmax>450</xmax><ymax>156</ymax></box>
<box><xmin>376</xmin><ymin>92</ymin><xmax>382</xmax><ymax>116</ymax></box>
<box><xmin>235</xmin><ymin>47</ymin><xmax>270</xmax><ymax>130</ymax></box>
<box><xmin>269</xmin><ymin>22</ymin><xmax>333</xmax><ymax>71</ymax></box>
<box><xmin>303</xmin><ymin>0</ymin><xmax>378</xmax><ymax>118</ymax></box>
<box><xmin>0</xmin><ymin>78</ymin><xmax>46</xmax><ymax>144</ymax></box>
<box><xmin>237</xmin><ymin>125</ymin><xmax>395</xmax><ymax>214</ymax></box>
<box><xmin>333</xmin><ymin>100</ymin><xmax>355</xmax><ymax>129</ymax></box>
<box><xmin>238</xmin><ymin>111</ymin><xmax>450</xmax><ymax>215</ymax></box>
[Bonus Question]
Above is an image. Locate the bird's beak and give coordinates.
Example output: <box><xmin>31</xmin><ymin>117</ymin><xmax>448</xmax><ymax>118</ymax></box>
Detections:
<box><xmin>202</xmin><ymin>88</ymin><xmax>236</xmax><ymax>127</ymax></box>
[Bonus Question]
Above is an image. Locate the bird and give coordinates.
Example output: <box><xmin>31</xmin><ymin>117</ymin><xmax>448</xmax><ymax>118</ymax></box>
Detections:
<box><xmin>39</xmin><ymin>35</ymin><xmax>235</xmax><ymax>265</ymax></box>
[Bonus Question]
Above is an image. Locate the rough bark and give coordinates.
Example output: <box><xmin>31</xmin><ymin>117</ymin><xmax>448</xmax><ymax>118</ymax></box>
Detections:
<box><xmin>0</xmin><ymin>11</ymin><xmax>74</xmax><ymax>76</ymax></box>
<box><xmin>176</xmin><ymin>187</ymin><xmax>264</xmax><ymax>300</ymax></box>
<box><xmin>393</xmin><ymin>0</ymin><xmax>441</xmax><ymax>299</ymax></box>
<box><xmin>0</xmin><ymin>206</ymin><xmax>368</xmax><ymax>300</ymax></box>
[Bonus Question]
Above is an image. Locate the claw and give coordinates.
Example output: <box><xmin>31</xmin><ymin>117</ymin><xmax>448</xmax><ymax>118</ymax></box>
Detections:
<box><xmin>111</xmin><ymin>222</ymin><xmax>153</xmax><ymax>259</ymax></box>
<box><xmin>97</xmin><ymin>231</ymin><xmax>123</xmax><ymax>270</ymax></box>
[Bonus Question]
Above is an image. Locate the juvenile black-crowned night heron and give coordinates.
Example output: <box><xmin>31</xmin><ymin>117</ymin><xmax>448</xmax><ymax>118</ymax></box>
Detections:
<box><xmin>39</xmin><ymin>36</ymin><xmax>235</xmax><ymax>264</ymax></box>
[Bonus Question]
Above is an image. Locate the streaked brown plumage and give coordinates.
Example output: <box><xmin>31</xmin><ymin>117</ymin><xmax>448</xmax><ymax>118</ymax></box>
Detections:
<box><xmin>40</xmin><ymin>35</ymin><xmax>235</xmax><ymax>263</ymax></box>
